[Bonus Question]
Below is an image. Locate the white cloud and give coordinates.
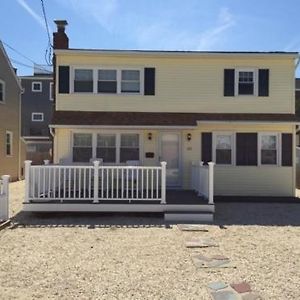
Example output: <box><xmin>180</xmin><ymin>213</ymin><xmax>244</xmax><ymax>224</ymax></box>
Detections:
<box><xmin>61</xmin><ymin>0</ymin><xmax>118</xmax><ymax>32</ymax></box>
<box><xmin>16</xmin><ymin>0</ymin><xmax>46</xmax><ymax>30</ymax></box>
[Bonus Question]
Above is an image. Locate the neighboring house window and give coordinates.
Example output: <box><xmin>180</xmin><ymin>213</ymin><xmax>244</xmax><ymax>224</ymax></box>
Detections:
<box><xmin>214</xmin><ymin>133</ymin><xmax>233</xmax><ymax>165</ymax></box>
<box><xmin>0</xmin><ymin>79</ymin><xmax>5</xmax><ymax>102</ymax></box>
<box><xmin>74</xmin><ymin>69</ymin><xmax>93</xmax><ymax>92</ymax></box>
<box><xmin>49</xmin><ymin>82</ymin><xmax>54</xmax><ymax>101</ymax></box>
<box><xmin>73</xmin><ymin>133</ymin><xmax>93</xmax><ymax>162</ymax></box>
<box><xmin>259</xmin><ymin>133</ymin><xmax>278</xmax><ymax>165</ymax></box>
<box><xmin>6</xmin><ymin>131</ymin><xmax>13</xmax><ymax>156</ymax></box>
<box><xmin>98</xmin><ymin>70</ymin><xmax>117</xmax><ymax>93</ymax></box>
<box><xmin>237</xmin><ymin>70</ymin><xmax>255</xmax><ymax>95</ymax></box>
<box><xmin>32</xmin><ymin>112</ymin><xmax>44</xmax><ymax>122</ymax></box>
<box><xmin>27</xmin><ymin>144</ymin><xmax>37</xmax><ymax>153</ymax></box>
<box><xmin>97</xmin><ymin>134</ymin><xmax>116</xmax><ymax>162</ymax></box>
<box><xmin>120</xmin><ymin>134</ymin><xmax>139</xmax><ymax>162</ymax></box>
<box><xmin>121</xmin><ymin>70</ymin><xmax>140</xmax><ymax>93</ymax></box>
<box><xmin>32</xmin><ymin>81</ymin><xmax>42</xmax><ymax>92</ymax></box>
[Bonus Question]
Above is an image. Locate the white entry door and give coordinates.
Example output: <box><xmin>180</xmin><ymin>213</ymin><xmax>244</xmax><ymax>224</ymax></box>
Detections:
<box><xmin>159</xmin><ymin>133</ymin><xmax>181</xmax><ymax>187</ymax></box>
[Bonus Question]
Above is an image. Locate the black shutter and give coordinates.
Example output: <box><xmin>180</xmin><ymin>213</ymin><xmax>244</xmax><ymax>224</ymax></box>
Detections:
<box><xmin>236</xmin><ymin>133</ymin><xmax>257</xmax><ymax>166</ymax></box>
<box><xmin>58</xmin><ymin>66</ymin><xmax>70</xmax><ymax>94</ymax></box>
<box><xmin>224</xmin><ymin>69</ymin><xmax>235</xmax><ymax>96</ymax></box>
<box><xmin>282</xmin><ymin>133</ymin><xmax>293</xmax><ymax>166</ymax></box>
<box><xmin>258</xmin><ymin>69</ymin><xmax>269</xmax><ymax>97</ymax></box>
<box><xmin>144</xmin><ymin>68</ymin><xmax>155</xmax><ymax>95</ymax></box>
<box><xmin>201</xmin><ymin>133</ymin><xmax>212</xmax><ymax>164</ymax></box>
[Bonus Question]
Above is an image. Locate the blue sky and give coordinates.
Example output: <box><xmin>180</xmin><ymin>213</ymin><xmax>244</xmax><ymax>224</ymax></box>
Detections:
<box><xmin>1</xmin><ymin>0</ymin><xmax>300</xmax><ymax>76</ymax></box>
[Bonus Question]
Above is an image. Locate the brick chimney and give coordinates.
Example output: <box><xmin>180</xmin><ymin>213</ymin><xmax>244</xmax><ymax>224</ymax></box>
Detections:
<box><xmin>53</xmin><ymin>20</ymin><xmax>69</xmax><ymax>49</ymax></box>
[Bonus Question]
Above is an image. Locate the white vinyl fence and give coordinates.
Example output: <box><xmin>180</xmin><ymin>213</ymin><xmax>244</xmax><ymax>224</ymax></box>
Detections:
<box><xmin>0</xmin><ymin>175</ymin><xmax>10</xmax><ymax>221</ymax></box>
<box><xmin>24</xmin><ymin>160</ymin><xmax>167</xmax><ymax>204</ymax></box>
<box><xmin>191</xmin><ymin>161</ymin><xmax>214</xmax><ymax>204</ymax></box>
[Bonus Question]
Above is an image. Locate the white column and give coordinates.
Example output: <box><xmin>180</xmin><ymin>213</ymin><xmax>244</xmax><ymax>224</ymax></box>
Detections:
<box><xmin>93</xmin><ymin>160</ymin><xmax>100</xmax><ymax>203</ymax></box>
<box><xmin>24</xmin><ymin>160</ymin><xmax>32</xmax><ymax>203</ymax></box>
<box><xmin>0</xmin><ymin>175</ymin><xmax>10</xmax><ymax>221</ymax></box>
<box><xmin>160</xmin><ymin>161</ymin><xmax>167</xmax><ymax>204</ymax></box>
<box><xmin>208</xmin><ymin>162</ymin><xmax>214</xmax><ymax>205</ymax></box>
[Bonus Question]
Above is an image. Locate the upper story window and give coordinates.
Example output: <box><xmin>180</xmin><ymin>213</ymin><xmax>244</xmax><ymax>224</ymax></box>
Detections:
<box><xmin>6</xmin><ymin>131</ymin><xmax>13</xmax><ymax>156</ymax></box>
<box><xmin>49</xmin><ymin>82</ymin><xmax>54</xmax><ymax>101</ymax></box>
<box><xmin>32</xmin><ymin>81</ymin><xmax>42</xmax><ymax>92</ymax></box>
<box><xmin>74</xmin><ymin>69</ymin><xmax>93</xmax><ymax>93</ymax></box>
<box><xmin>0</xmin><ymin>79</ymin><xmax>5</xmax><ymax>103</ymax></box>
<box><xmin>98</xmin><ymin>70</ymin><xmax>117</xmax><ymax>93</ymax></box>
<box><xmin>121</xmin><ymin>70</ymin><xmax>140</xmax><ymax>93</ymax></box>
<box><xmin>259</xmin><ymin>133</ymin><xmax>278</xmax><ymax>165</ymax></box>
<box><xmin>237</xmin><ymin>70</ymin><xmax>255</xmax><ymax>95</ymax></box>
<box><xmin>32</xmin><ymin>112</ymin><xmax>44</xmax><ymax>122</ymax></box>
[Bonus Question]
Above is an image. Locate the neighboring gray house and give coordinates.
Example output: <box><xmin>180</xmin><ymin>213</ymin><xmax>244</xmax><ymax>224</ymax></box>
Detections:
<box><xmin>20</xmin><ymin>65</ymin><xmax>53</xmax><ymax>164</ymax></box>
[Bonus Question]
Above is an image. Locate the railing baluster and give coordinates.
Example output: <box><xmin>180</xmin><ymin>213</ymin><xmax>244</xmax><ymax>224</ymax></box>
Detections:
<box><xmin>68</xmin><ymin>168</ymin><xmax>71</xmax><ymax>198</ymax></box>
<box><xmin>131</xmin><ymin>168</ymin><xmax>134</xmax><ymax>201</ymax></box>
<box><xmin>111</xmin><ymin>168</ymin><xmax>114</xmax><ymax>199</ymax></box>
<box><xmin>58</xmin><ymin>168</ymin><xmax>61</xmax><ymax>200</ymax></box>
<box><xmin>83</xmin><ymin>168</ymin><xmax>86</xmax><ymax>199</ymax></box>
<box><xmin>156</xmin><ymin>169</ymin><xmax>158</xmax><ymax>199</ymax></box>
<box><xmin>141</xmin><ymin>169</ymin><xmax>144</xmax><ymax>199</ymax></box>
<box><xmin>116</xmin><ymin>168</ymin><xmax>119</xmax><ymax>199</ymax></box>
<box><xmin>121</xmin><ymin>169</ymin><xmax>124</xmax><ymax>199</ymax></box>
<box><xmin>89</xmin><ymin>168</ymin><xmax>92</xmax><ymax>199</ymax></box>
<box><xmin>136</xmin><ymin>168</ymin><xmax>139</xmax><ymax>200</ymax></box>
<box><xmin>101</xmin><ymin>168</ymin><xmax>104</xmax><ymax>199</ymax></box>
<box><xmin>146</xmin><ymin>169</ymin><xmax>149</xmax><ymax>199</ymax></box>
<box><xmin>38</xmin><ymin>167</ymin><xmax>41</xmax><ymax>199</ymax></box>
<box><xmin>106</xmin><ymin>168</ymin><xmax>109</xmax><ymax>199</ymax></box>
<box><xmin>151</xmin><ymin>169</ymin><xmax>153</xmax><ymax>199</ymax></box>
<box><xmin>63</xmin><ymin>168</ymin><xmax>66</xmax><ymax>200</ymax></box>
<box><xmin>78</xmin><ymin>168</ymin><xmax>81</xmax><ymax>199</ymax></box>
<box><xmin>126</xmin><ymin>168</ymin><xmax>129</xmax><ymax>199</ymax></box>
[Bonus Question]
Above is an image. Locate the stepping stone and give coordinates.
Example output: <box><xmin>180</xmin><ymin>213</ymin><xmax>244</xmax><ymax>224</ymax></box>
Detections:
<box><xmin>207</xmin><ymin>281</ymin><xmax>228</xmax><ymax>291</ymax></box>
<box><xmin>185</xmin><ymin>238</ymin><xmax>218</xmax><ymax>248</ymax></box>
<box><xmin>192</xmin><ymin>255</ymin><xmax>235</xmax><ymax>269</ymax></box>
<box><xmin>177</xmin><ymin>224</ymin><xmax>209</xmax><ymax>232</ymax></box>
<box><xmin>211</xmin><ymin>290</ymin><xmax>239</xmax><ymax>300</ymax></box>
<box><xmin>231</xmin><ymin>282</ymin><xmax>251</xmax><ymax>294</ymax></box>
<box><xmin>242</xmin><ymin>293</ymin><xmax>261</xmax><ymax>300</ymax></box>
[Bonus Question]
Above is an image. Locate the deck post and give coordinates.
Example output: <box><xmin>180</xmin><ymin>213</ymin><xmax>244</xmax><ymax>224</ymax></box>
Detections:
<box><xmin>198</xmin><ymin>161</ymin><xmax>204</xmax><ymax>196</ymax></box>
<box><xmin>160</xmin><ymin>161</ymin><xmax>167</xmax><ymax>204</ymax></box>
<box><xmin>0</xmin><ymin>175</ymin><xmax>10</xmax><ymax>221</ymax></box>
<box><xmin>24</xmin><ymin>160</ymin><xmax>32</xmax><ymax>203</ymax></box>
<box><xmin>44</xmin><ymin>159</ymin><xmax>50</xmax><ymax>165</ymax></box>
<box><xmin>208</xmin><ymin>162</ymin><xmax>214</xmax><ymax>204</ymax></box>
<box><xmin>93</xmin><ymin>160</ymin><xmax>100</xmax><ymax>203</ymax></box>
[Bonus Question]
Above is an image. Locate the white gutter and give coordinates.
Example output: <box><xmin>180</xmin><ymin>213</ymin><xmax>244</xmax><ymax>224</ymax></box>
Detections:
<box><xmin>49</xmin><ymin>125</ymin><xmax>197</xmax><ymax>130</ymax></box>
<box><xmin>196</xmin><ymin>121</ymin><xmax>300</xmax><ymax>125</ymax></box>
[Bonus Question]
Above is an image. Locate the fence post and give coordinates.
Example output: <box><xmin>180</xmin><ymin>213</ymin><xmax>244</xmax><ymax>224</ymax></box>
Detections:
<box><xmin>0</xmin><ymin>175</ymin><xmax>10</xmax><ymax>221</ymax></box>
<box><xmin>197</xmin><ymin>161</ymin><xmax>204</xmax><ymax>196</ymax></box>
<box><xmin>44</xmin><ymin>159</ymin><xmax>50</xmax><ymax>165</ymax></box>
<box><xmin>24</xmin><ymin>160</ymin><xmax>32</xmax><ymax>203</ymax></box>
<box><xmin>208</xmin><ymin>162</ymin><xmax>214</xmax><ymax>204</ymax></box>
<box><xmin>160</xmin><ymin>161</ymin><xmax>167</xmax><ymax>204</ymax></box>
<box><xmin>93</xmin><ymin>160</ymin><xmax>100</xmax><ymax>203</ymax></box>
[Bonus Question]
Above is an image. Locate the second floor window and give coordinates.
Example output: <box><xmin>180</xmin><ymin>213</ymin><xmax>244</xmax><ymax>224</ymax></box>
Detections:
<box><xmin>121</xmin><ymin>70</ymin><xmax>140</xmax><ymax>93</ymax></box>
<box><xmin>74</xmin><ymin>69</ymin><xmax>93</xmax><ymax>92</ymax></box>
<box><xmin>32</xmin><ymin>82</ymin><xmax>42</xmax><ymax>92</ymax></box>
<box><xmin>98</xmin><ymin>70</ymin><xmax>117</xmax><ymax>93</ymax></box>
<box><xmin>0</xmin><ymin>80</ymin><xmax>5</xmax><ymax>102</ymax></box>
<box><xmin>49</xmin><ymin>82</ymin><xmax>54</xmax><ymax>101</ymax></box>
<box><xmin>32</xmin><ymin>112</ymin><xmax>44</xmax><ymax>122</ymax></box>
<box><xmin>237</xmin><ymin>71</ymin><xmax>254</xmax><ymax>95</ymax></box>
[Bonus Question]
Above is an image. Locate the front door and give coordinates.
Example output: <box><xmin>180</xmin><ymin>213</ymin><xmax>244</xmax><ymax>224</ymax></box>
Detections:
<box><xmin>159</xmin><ymin>133</ymin><xmax>181</xmax><ymax>187</ymax></box>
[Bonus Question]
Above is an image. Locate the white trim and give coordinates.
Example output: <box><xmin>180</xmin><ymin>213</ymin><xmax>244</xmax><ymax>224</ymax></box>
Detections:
<box><xmin>49</xmin><ymin>82</ymin><xmax>54</xmax><ymax>101</ymax></box>
<box><xmin>31</xmin><ymin>81</ymin><xmax>42</xmax><ymax>92</ymax></box>
<box><xmin>5</xmin><ymin>130</ymin><xmax>13</xmax><ymax>157</ymax></box>
<box><xmin>22</xmin><ymin>136</ymin><xmax>50</xmax><ymax>140</ymax></box>
<box><xmin>197</xmin><ymin>121</ymin><xmax>298</xmax><ymax>125</ymax></box>
<box><xmin>50</xmin><ymin>125</ymin><xmax>197</xmax><ymax>129</ymax></box>
<box><xmin>212</xmin><ymin>132</ymin><xmax>235</xmax><ymax>166</ymax></box>
<box><xmin>31</xmin><ymin>112</ymin><xmax>44</xmax><ymax>122</ymax></box>
<box><xmin>258</xmin><ymin>132</ymin><xmax>281</xmax><ymax>166</ymax></box>
<box><xmin>0</xmin><ymin>79</ymin><xmax>5</xmax><ymax>103</ymax></box>
<box><xmin>234</xmin><ymin>68</ymin><xmax>258</xmax><ymax>97</ymax></box>
<box><xmin>70</xmin><ymin>65</ymin><xmax>144</xmax><ymax>95</ymax></box>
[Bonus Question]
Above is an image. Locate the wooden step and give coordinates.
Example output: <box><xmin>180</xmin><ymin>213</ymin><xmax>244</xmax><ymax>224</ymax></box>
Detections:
<box><xmin>164</xmin><ymin>212</ymin><xmax>214</xmax><ymax>224</ymax></box>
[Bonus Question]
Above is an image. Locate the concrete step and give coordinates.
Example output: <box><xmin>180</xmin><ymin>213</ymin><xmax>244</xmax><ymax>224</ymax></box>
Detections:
<box><xmin>164</xmin><ymin>212</ymin><xmax>214</xmax><ymax>224</ymax></box>
<box><xmin>165</xmin><ymin>204</ymin><xmax>214</xmax><ymax>213</ymax></box>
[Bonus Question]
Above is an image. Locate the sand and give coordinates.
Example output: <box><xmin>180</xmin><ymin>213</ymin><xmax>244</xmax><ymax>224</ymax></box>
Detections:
<box><xmin>0</xmin><ymin>181</ymin><xmax>300</xmax><ymax>299</ymax></box>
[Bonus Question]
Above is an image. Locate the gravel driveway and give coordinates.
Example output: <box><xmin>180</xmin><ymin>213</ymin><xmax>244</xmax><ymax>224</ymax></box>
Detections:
<box><xmin>0</xmin><ymin>181</ymin><xmax>300</xmax><ymax>299</ymax></box>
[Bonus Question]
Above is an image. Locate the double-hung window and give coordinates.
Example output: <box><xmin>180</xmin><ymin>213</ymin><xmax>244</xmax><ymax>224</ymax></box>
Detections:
<box><xmin>120</xmin><ymin>134</ymin><xmax>139</xmax><ymax>162</ymax></box>
<box><xmin>237</xmin><ymin>70</ymin><xmax>255</xmax><ymax>95</ymax></box>
<box><xmin>98</xmin><ymin>70</ymin><xmax>117</xmax><ymax>93</ymax></box>
<box><xmin>74</xmin><ymin>69</ymin><xmax>93</xmax><ymax>92</ymax></box>
<box><xmin>32</xmin><ymin>112</ymin><xmax>44</xmax><ymax>122</ymax></box>
<box><xmin>0</xmin><ymin>80</ymin><xmax>5</xmax><ymax>102</ymax></box>
<box><xmin>6</xmin><ymin>131</ymin><xmax>12</xmax><ymax>156</ymax></box>
<box><xmin>73</xmin><ymin>133</ymin><xmax>93</xmax><ymax>162</ymax></box>
<box><xmin>121</xmin><ymin>70</ymin><xmax>140</xmax><ymax>93</ymax></box>
<box><xmin>260</xmin><ymin>134</ymin><xmax>278</xmax><ymax>165</ymax></box>
<box><xmin>214</xmin><ymin>133</ymin><xmax>233</xmax><ymax>165</ymax></box>
<box><xmin>97</xmin><ymin>134</ymin><xmax>116</xmax><ymax>163</ymax></box>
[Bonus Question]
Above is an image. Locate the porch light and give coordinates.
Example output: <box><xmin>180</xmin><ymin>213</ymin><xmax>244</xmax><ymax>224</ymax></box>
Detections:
<box><xmin>148</xmin><ymin>132</ymin><xmax>152</xmax><ymax>140</ymax></box>
<box><xmin>187</xmin><ymin>133</ymin><xmax>192</xmax><ymax>141</ymax></box>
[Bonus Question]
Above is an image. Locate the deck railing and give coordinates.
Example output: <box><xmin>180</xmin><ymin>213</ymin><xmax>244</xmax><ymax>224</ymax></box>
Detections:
<box><xmin>24</xmin><ymin>160</ymin><xmax>167</xmax><ymax>204</ymax></box>
<box><xmin>0</xmin><ymin>175</ymin><xmax>10</xmax><ymax>221</ymax></box>
<box><xmin>191</xmin><ymin>161</ymin><xmax>214</xmax><ymax>204</ymax></box>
